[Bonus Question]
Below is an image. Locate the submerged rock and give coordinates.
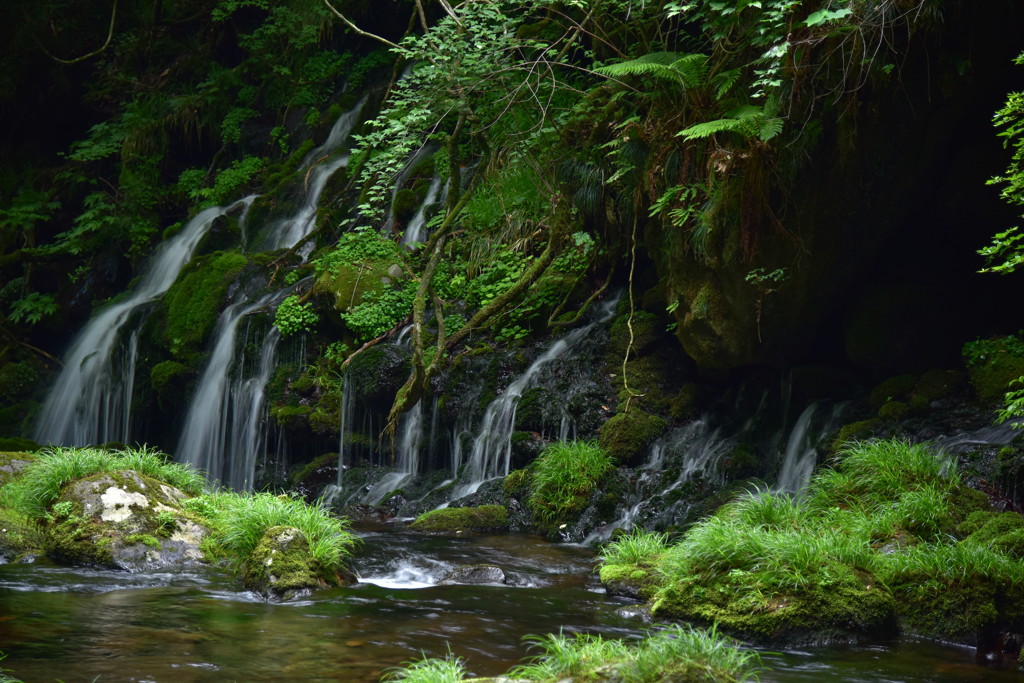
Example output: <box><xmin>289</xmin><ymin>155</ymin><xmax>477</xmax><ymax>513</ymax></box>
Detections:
<box><xmin>46</xmin><ymin>471</ymin><xmax>206</xmax><ymax>572</ymax></box>
<box><xmin>408</xmin><ymin>505</ymin><xmax>510</xmax><ymax>534</ymax></box>
<box><xmin>441</xmin><ymin>564</ymin><xmax>507</xmax><ymax>585</ymax></box>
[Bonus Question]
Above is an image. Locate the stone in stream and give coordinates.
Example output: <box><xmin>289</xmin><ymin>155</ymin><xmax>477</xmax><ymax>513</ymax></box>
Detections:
<box><xmin>440</xmin><ymin>563</ymin><xmax>507</xmax><ymax>585</ymax></box>
<box><xmin>46</xmin><ymin>471</ymin><xmax>206</xmax><ymax>571</ymax></box>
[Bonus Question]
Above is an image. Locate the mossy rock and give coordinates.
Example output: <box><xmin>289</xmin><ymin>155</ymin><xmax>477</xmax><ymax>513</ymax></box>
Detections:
<box><xmin>914</xmin><ymin>368</ymin><xmax>962</xmax><ymax>402</ymax></box>
<box><xmin>502</xmin><ymin>469</ymin><xmax>530</xmax><ymax>497</ymax></box>
<box><xmin>607</xmin><ymin>310</ymin><xmax>663</xmax><ymax>359</ymax></box>
<box><xmin>599</xmin><ymin>409</ymin><xmax>667</xmax><ymax>463</ymax></box>
<box><xmin>45</xmin><ymin>471</ymin><xmax>206</xmax><ymax>571</ymax></box>
<box><xmin>651</xmin><ymin>565</ymin><xmax>897</xmax><ymax>646</ymax></box>
<box><xmin>271</xmin><ymin>404</ymin><xmax>313</xmax><ymax>430</ymax></box>
<box><xmin>868</xmin><ymin>374</ymin><xmax>918</xmax><ymax>409</ymax></box>
<box><xmin>0</xmin><ymin>505</ymin><xmax>45</xmax><ymax>560</ymax></box>
<box><xmin>0</xmin><ymin>450</ymin><xmax>35</xmax><ymax>486</ymax></box>
<box><xmin>963</xmin><ymin>335</ymin><xmax>1024</xmax><ymax>403</ymax></box>
<box><xmin>408</xmin><ymin>505</ymin><xmax>510</xmax><ymax>534</ymax></box>
<box><xmin>830</xmin><ymin>419</ymin><xmax>882</xmax><ymax>453</ymax></box>
<box><xmin>150</xmin><ymin>360</ymin><xmax>193</xmax><ymax>405</ymax></box>
<box><xmin>159</xmin><ymin>250</ymin><xmax>250</xmax><ymax>362</ymax></box>
<box><xmin>241</xmin><ymin>525</ymin><xmax>336</xmax><ymax>598</ymax></box>
<box><xmin>962</xmin><ymin>511</ymin><xmax>1024</xmax><ymax>558</ymax></box>
<box><xmin>392</xmin><ymin>187</ymin><xmax>422</xmax><ymax>222</ymax></box>
<box><xmin>886</xmin><ymin>572</ymin><xmax>1018</xmax><ymax>646</ymax></box>
<box><xmin>599</xmin><ymin>563</ymin><xmax>663</xmax><ymax>601</ymax></box>
<box><xmin>668</xmin><ymin>383</ymin><xmax>705</xmax><ymax>421</ymax></box>
<box><xmin>878</xmin><ymin>400</ymin><xmax>911</xmax><ymax>422</ymax></box>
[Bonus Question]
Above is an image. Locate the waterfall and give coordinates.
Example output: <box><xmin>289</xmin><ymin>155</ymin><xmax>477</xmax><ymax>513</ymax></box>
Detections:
<box><xmin>359</xmin><ymin>399</ymin><xmax>425</xmax><ymax>505</ymax></box>
<box><xmin>33</xmin><ymin>197</ymin><xmax>256</xmax><ymax>447</ymax></box>
<box><xmin>774</xmin><ymin>403</ymin><xmax>847</xmax><ymax>494</ymax></box>
<box><xmin>264</xmin><ymin>96</ymin><xmax>365</xmax><ymax>255</ymax></box>
<box><xmin>176</xmin><ymin>293</ymin><xmax>279</xmax><ymax>490</ymax></box>
<box><xmin>401</xmin><ymin>175</ymin><xmax>442</xmax><ymax>247</ymax></box>
<box><xmin>450</xmin><ymin>297</ymin><xmax>620</xmax><ymax>501</ymax></box>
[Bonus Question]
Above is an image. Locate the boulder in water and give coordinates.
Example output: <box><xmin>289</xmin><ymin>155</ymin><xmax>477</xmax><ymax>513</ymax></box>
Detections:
<box><xmin>441</xmin><ymin>564</ymin><xmax>507</xmax><ymax>585</ymax></box>
<box><xmin>409</xmin><ymin>504</ymin><xmax>510</xmax><ymax>534</ymax></box>
<box><xmin>241</xmin><ymin>524</ymin><xmax>338</xmax><ymax>599</ymax></box>
<box><xmin>46</xmin><ymin>471</ymin><xmax>206</xmax><ymax>571</ymax></box>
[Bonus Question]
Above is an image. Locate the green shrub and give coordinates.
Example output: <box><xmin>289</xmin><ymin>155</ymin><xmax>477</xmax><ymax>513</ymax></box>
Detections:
<box><xmin>274</xmin><ymin>295</ymin><xmax>319</xmax><ymax>337</ymax></box>
<box><xmin>1</xmin><ymin>446</ymin><xmax>206</xmax><ymax>520</ymax></box>
<box><xmin>527</xmin><ymin>441</ymin><xmax>614</xmax><ymax>527</ymax></box>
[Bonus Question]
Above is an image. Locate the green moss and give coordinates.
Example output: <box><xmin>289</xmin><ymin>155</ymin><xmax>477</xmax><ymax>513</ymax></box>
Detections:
<box><xmin>963</xmin><ymin>335</ymin><xmax>1024</xmax><ymax>403</ymax></box>
<box><xmin>868</xmin><ymin>374</ymin><xmax>918</xmax><ymax>409</ymax></box>
<box><xmin>392</xmin><ymin>187</ymin><xmax>421</xmax><ymax>221</ymax></box>
<box><xmin>502</xmin><ymin>468</ymin><xmax>530</xmax><ymax>497</ymax></box>
<box><xmin>160</xmin><ymin>250</ymin><xmax>249</xmax><ymax>361</ymax></box>
<box><xmin>242</xmin><ymin>525</ymin><xmax>327</xmax><ymax>595</ymax></box>
<box><xmin>291</xmin><ymin>452</ymin><xmax>339</xmax><ymax>487</ymax></box>
<box><xmin>877</xmin><ymin>400</ymin><xmax>910</xmax><ymax>421</ymax></box>
<box><xmin>963</xmin><ymin>511</ymin><xmax>1024</xmax><ymax>558</ymax></box>
<box><xmin>409</xmin><ymin>505</ymin><xmax>510</xmax><ymax>533</ymax></box>
<box><xmin>914</xmin><ymin>369</ymin><xmax>961</xmax><ymax>402</ymax></box>
<box><xmin>668</xmin><ymin>383</ymin><xmax>705</xmax><ymax>421</ymax></box>
<box><xmin>271</xmin><ymin>404</ymin><xmax>312</xmax><ymax>430</ymax></box>
<box><xmin>150</xmin><ymin>360</ymin><xmax>192</xmax><ymax>403</ymax></box>
<box><xmin>607</xmin><ymin>310</ymin><xmax>662</xmax><ymax>358</ymax></box>
<box><xmin>830</xmin><ymin>419</ymin><xmax>881</xmax><ymax>453</ymax></box>
<box><xmin>599</xmin><ymin>409</ymin><xmax>666</xmax><ymax>462</ymax></box>
<box><xmin>0</xmin><ymin>506</ymin><xmax>45</xmax><ymax>558</ymax></box>
<box><xmin>653</xmin><ymin>564</ymin><xmax>895</xmax><ymax>645</ymax></box>
<box><xmin>599</xmin><ymin>563</ymin><xmax>663</xmax><ymax>600</ymax></box>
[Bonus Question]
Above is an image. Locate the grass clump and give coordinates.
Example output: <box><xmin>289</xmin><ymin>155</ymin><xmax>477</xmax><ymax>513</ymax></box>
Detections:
<box><xmin>382</xmin><ymin>653</ymin><xmax>467</xmax><ymax>683</ymax></box>
<box><xmin>1</xmin><ymin>446</ymin><xmax>206</xmax><ymax>520</ymax></box>
<box><xmin>511</xmin><ymin>625</ymin><xmax>762</xmax><ymax>682</ymax></box>
<box><xmin>527</xmin><ymin>440</ymin><xmax>614</xmax><ymax>528</ymax></box>
<box><xmin>599</xmin><ymin>439</ymin><xmax>1024</xmax><ymax>646</ymax></box>
<box><xmin>183</xmin><ymin>491</ymin><xmax>357</xmax><ymax>581</ymax></box>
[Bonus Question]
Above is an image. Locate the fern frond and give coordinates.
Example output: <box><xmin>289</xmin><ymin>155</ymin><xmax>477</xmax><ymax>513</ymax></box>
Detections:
<box><xmin>595</xmin><ymin>52</ymin><xmax>709</xmax><ymax>88</ymax></box>
<box><xmin>677</xmin><ymin>118</ymin><xmax>746</xmax><ymax>141</ymax></box>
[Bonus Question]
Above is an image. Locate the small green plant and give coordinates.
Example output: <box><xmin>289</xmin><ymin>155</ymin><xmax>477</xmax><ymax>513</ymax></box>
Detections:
<box><xmin>600</xmin><ymin>529</ymin><xmax>672</xmax><ymax>567</ymax></box>
<box><xmin>382</xmin><ymin>652</ymin><xmax>467</xmax><ymax>683</ymax></box>
<box><xmin>744</xmin><ymin>267</ymin><xmax>788</xmax><ymax>289</ymax></box>
<box><xmin>527</xmin><ymin>441</ymin><xmax>614</xmax><ymax>527</ymax></box>
<box><xmin>274</xmin><ymin>295</ymin><xmax>319</xmax><ymax>337</ymax></box>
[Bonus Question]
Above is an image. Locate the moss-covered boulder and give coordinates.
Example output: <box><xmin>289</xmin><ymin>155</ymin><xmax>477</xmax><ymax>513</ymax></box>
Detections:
<box><xmin>651</xmin><ymin>565</ymin><xmax>897</xmax><ymax>646</ymax></box>
<box><xmin>963</xmin><ymin>335</ymin><xmax>1024</xmax><ymax>403</ymax></box>
<box><xmin>408</xmin><ymin>505</ymin><xmax>510</xmax><ymax>534</ymax></box>
<box><xmin>598</xmin><ymin>409</ymin><xmax>666</xmax><ymax>463</ymax></box>
<box><xmin>241</xmin><ymin>525</ymin><xmax>330</xmax><ymax>599</ymax></box>
<box><xmin>0</xmin><ymin>451</ymin><xmax>34</xmax><ymax>486</ymax></box>
<box><xmin>45</xmin><ymin>471</ymin><xmax>206</xmax><ymax>571</ymax></box>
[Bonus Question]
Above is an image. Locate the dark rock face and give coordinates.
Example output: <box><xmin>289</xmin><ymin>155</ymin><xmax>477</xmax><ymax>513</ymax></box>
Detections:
<box><xmin>441</xmin><ymin>564</ymin><xmax>507</xmax><ymax>585</ymax></box>
<box><xmin>48</xmin><ymin>471</ymin><xmax>206</xmax><ymax>572</ymax></box>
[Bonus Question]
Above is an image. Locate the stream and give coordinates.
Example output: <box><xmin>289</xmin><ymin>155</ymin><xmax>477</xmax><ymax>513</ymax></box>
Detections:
<box><xmin>2</xmin><ymin>526</ymin><xmax>1021</xmax><ymax>682</ymax></box>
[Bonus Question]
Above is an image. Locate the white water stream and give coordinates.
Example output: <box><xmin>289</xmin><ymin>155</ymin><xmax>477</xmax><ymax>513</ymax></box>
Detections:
<box><xmin>33</xmin><ymin>197</ymin><xmax>257</xmax><ymax>446</ymax></box>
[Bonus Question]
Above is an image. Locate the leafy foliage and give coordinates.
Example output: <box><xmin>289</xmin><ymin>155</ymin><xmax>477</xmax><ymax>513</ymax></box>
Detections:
<box><xmin>527</xmin><ymin>440</ymin><xmax>614</xmax><ymax>527</ymax></box>
<box><xmin>275</xmin><ymin>295</ymin><xmax>319</xmax><ymax>337</ymax></box>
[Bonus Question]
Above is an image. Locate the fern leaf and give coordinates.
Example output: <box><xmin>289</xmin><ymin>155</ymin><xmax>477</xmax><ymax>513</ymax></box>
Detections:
<box><xmin>596</xmin><ymin>52</ymin><xmax>709</xmax><ymax>88</ymax></box>
<box><xmin>676</xmin><ymin>118</ymin><xmax>745</xmax><ymax>141</ymax></box>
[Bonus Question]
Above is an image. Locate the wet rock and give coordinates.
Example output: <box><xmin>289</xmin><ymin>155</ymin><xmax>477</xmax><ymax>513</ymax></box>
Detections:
<box><xmin>242</xmin><ymin>525</ymin><xmax>332</xmax><ymax>599</ymax></box>
<box><xmin>46</xmin><ymin>471</ymin><xmax>206</xmax><ymax>572</ymax></box>
<box><xmin>441</xmin><ymin>564</ymin><xmax>507</xmax><ymax>585</ymax></box>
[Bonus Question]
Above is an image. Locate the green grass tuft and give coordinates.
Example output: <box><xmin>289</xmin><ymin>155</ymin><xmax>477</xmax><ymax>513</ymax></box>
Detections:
<box><xmin>382</xmin><ymin>652</ymin><xmax>467</xmax><ymax>683</ymax></box>
<box><xmin>186</xmin><ymin>491</ymin><xmax>357</xmax><ymax>577</ymax></box>
<box><xmin>1</xmin><ymin>445</ymin><xmax>206</xmax><ymax>520</ymax></box>
<box><xmin>527</xmin><ymin>440</ymin><xmax>614</xmax><ymax>527</ymax></box>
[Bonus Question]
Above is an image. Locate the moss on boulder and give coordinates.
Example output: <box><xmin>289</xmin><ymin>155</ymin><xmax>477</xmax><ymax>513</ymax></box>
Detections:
<box><xmin>963</xmin><ymin>335</ymin><xmax>1024</xmax><ymax>403</ymax></box>
<box><xmin>45</xmin><ymin>471</ymin><xmax>206</xmax><ymax>571</ymax></box>
<box><xmin>409</xmin><ymin>505</ymin><xmax>510</xmax><ymax>534</ymax></box>
<box><xmin>241</xmin><ymin>525</ymin><xmax>330</xmax><ymax>599</ymax></box>
<box><xmin>599</xmin><ymin>409</ymin><xmax>666</xmax><ymax>463</ymax></box>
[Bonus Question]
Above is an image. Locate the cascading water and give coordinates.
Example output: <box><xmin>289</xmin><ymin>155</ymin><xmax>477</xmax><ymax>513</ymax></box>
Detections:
<box><xmin>774</xmin><ymin>403</ymin><xmax>847</xmax><ymax>494</ymax></box>
<box><xmin>176</xmin><ymin>293</ymin><xmax>280</xmax><ymax>490</ymax></box>
<box><xmin>401</xmin><ymin>175</ymin><xmax>442</xmax><ymax>247</ymax></box>
<box><xmin>33</xmin><ymin>196</ymin><xmax>256</xmax><ymax>447</ymax></box>
<box><xmin>358</xmin><ymin>399</ymin><xmax>425</xmax><ymax>505</ymax></box>
<box><xmin>263</xmin><ymin>96</ymin><xmax>365</xmax><ymax>255</ymax></box>
<box><xmin>450</xmin><ymin>297</ymin><xmax>620</xmax><ymax>501</ymax></box>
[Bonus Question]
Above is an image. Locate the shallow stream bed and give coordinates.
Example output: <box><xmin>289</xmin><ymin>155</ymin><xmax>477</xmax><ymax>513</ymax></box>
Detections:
<box><xmin>1</xmin><ymin>528</ymin><xmax>1020</xmax><ymax>681</ymax></box>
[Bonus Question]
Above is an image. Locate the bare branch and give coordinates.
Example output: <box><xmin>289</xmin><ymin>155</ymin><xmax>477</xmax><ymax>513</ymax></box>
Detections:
<box><xmin>323</xmin><ymin>0</ymin><xmax>400</xmax><ymax>50</ymax></box>
<box><xmin>37</xmin><ymin>0</ymin><xmax>119</xmax><ymax>65</ymax></box>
